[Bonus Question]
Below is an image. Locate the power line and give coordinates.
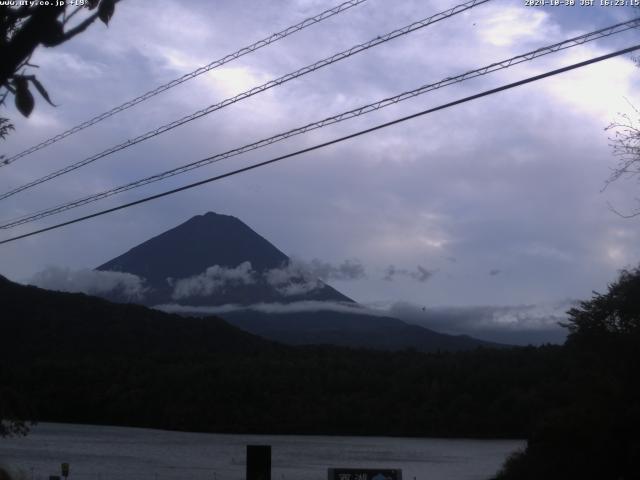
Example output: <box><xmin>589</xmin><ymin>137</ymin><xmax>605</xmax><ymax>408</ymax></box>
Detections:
<box><xmin>1</xmin><ymin>43</ymin><xmax>638</xmax><ymax>246</ymax></box>
<box><xmin>0</xmin><ymin>0</ymin><xmax>369</xmax><ymax>168</ymax></box>
<box><xmin>2</xmin><ymin>18</ymin><xmax>638</xmax><ymax>230</ymax></box>
<box><xmin>0</xmin><ymin>0</ymin><xmax>490</xmax><ymax>200</ymax></box>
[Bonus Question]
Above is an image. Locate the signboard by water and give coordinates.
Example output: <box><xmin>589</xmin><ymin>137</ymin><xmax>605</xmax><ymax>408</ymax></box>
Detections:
<box><xmin>328</xmin><ymin>468</ymin><xmax>402</xmax><ymax>480</ymax></box>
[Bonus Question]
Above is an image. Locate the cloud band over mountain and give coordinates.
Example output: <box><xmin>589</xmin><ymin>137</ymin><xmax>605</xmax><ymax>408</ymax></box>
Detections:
<box><xmin>383</xmin><ymin>301</ymin><xmax>575</xmax><ymax>345</ymax></box>
<box><xmin>28</xmin><ymin>266</ymin><xmax>147</xmax><ymax>300</ymax></box>
<box><xmin>156</xmin><ymin>300</ymin><xmax>383</xmax><ymax>316</ymax></box>
<box><xmin>169</xmin><ymin>261</ymin><xmax>256</xmax><ymax>299</ymax></box>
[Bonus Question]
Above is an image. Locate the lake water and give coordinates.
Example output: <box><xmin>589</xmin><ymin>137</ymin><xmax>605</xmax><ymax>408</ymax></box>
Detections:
<box><xmin>0</xmin><ymin>423</ymin><xmax>524</xmax><ymax>480</ymax></box>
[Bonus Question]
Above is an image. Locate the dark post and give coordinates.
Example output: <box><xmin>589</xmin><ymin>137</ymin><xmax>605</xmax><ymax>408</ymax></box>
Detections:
<box><xmin>61</xmin><ymin>463</ymin><xmax>69</xmax><ymax>479</ymax></box>
<box><xmin>247</xmin><ymin>445</ymin><xmax>271</xmax><ymax>480</ymax></box>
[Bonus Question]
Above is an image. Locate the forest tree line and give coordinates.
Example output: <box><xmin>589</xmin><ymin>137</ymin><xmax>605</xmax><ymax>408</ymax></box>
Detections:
<box><xmin>1</xmin><ymin>268</ymin><xmax>639</xmax><ymax>478</ymax></box>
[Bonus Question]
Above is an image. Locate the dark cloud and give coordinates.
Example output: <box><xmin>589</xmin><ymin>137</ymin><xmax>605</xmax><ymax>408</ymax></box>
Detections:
<box><xmin>383</xmin><ymin>265</ymin><xmax>435</xmax><ymax>283</ymax></box>
<box><xmin>413</xmin><ymin>265</ymin><xmax>434</xmax><ymax>282</ymax></box>
<box><xmin>303</xmin><ymin>258</ymin><xmax>366</xmax><ymax>281</ymax></box>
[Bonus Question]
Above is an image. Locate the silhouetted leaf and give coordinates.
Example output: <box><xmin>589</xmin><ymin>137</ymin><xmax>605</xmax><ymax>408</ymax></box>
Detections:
<box><xmin>40</xmin><ymin>20</ymin><xmax>64</xmax><ymax>46</ymax></box>
<box><xmin>14</xmin><ymin>79</ymin><xmax>34</xmax><ymax>117</ymax></box>
<box><xmin>98</xmin><ymin>0</ymin><xmax>115</xmax><ymax>25</ymax></box>
<box><xmin>0</xmin><ymin>117</ymin><xmax>14</xmax><ymax>140</ymax></box>
<box><xmin>29</xmin><ymin>78</ymin><xmax>56</xmax><ymax>107</ymax></box>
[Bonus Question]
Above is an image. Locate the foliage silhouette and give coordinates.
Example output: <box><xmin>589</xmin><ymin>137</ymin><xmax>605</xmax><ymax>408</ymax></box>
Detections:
<box><xmin>494</xmin><ymin>267</ymin><xmax>640</xmax><ymax>479</ymax></box>
<box><xmin>0</xmin><ymin>0</ymin><xmax>118</xmax><ymax>144</ymax></box>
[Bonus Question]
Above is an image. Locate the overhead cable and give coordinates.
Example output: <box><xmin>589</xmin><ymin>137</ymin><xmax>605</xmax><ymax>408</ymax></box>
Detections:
<box><xmin>2</xmin><ymin>18</ymin><xmax>638</xmax><ymax>230</ymax></box>
<box><xmin>1</xmin><ymin>43</ymin><xmax>638</xmax><ymax>246</ymax></box>
<box><xmin>0</xmin><ymin>0</ymin><xmax>490</xmax><ymax>199</ymax></box>
<box><xmin>0</xmin><ymin>0</ymin><xmax>370</xmax><ymax>167</ymax></box>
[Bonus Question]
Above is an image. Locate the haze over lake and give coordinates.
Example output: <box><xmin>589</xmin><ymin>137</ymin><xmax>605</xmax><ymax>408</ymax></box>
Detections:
<box><xmin>0</xmin><ymin>423</ymin><xmax>523</xmax><ymax>480</ymax></box>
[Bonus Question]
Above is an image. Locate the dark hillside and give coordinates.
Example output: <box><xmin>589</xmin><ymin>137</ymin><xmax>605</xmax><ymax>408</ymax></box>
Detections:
<box><xmin>0</xmin><ymin>277</ymin><xmax>271</xmax><ymax>358</ymax></box>
<box><xmin>1</xmin><ymin>276</ymin><xmax>562</xmax><ymax>438</ymax></box>
<box><xmin>219</xmin><ymin>309</ymin><xmax>502</xmax><ymax>351</ymax></box>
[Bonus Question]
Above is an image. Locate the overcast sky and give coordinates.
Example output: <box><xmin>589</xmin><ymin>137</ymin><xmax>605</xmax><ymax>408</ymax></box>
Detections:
<box><xmin>1</xmin><ymin>0</ymin><xmax>640</xmax><ymax>343</ymax></box>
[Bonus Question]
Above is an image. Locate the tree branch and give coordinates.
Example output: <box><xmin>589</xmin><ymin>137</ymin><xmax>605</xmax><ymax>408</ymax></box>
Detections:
<box><xmin>53</xmin><ymin>11</ymin><xmax>101</xmax><ymax>45</ymax></box>
<box><xmin>50</xmin><ymin>0</ymin><xmax>122</xmax><ymax>45</ymax></box>
<box><xmin>607</xmin><ymin>200</ymin><xmax>640</xmax><ymax>218</ymax></box>
<box><xmin>62</xmin><ymin>5</ymin><xmax>84</xmax><ymax>26</ymax></box>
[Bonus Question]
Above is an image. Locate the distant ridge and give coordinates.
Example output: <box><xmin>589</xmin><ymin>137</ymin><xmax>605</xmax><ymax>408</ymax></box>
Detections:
<box><xmin>95</xmin><ymin>212</ymin><xmax>501</xmax><ymax>352</ymax></box>
<box><xmin>216</xmin><ymin>309</ymin><xmax>503</xmax><ymax>352</ymax></box>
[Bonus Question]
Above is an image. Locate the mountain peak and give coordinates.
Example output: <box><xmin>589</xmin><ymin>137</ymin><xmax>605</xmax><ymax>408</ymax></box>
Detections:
<box><xmin>178</xmin><ymin>211</ymin><xmax>245</xmax><ymax>229</ymax></box>
<box><xmin>194</xmin><ymin>211</ymin><xmax>237</xmax><ymax>222</ymax></box>
<box><xmin>96</xmin><ymin>212</ymin><xmax>353</xmax><ymax>306</ymax></box>
<box><xmin>203</xmin><ymin>211</ymin><xmax>224</xmax><ymax>217</ymax></box>
<box><xmin>88</xmin><ymin>213</ymin><xmax>496</xmax><ymax>353</ymax></box>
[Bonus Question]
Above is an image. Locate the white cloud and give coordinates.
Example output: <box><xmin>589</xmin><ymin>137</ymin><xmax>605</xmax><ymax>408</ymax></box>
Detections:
<box><xmin>517</xmin><ymin>243</ymin><xmax>574</xmax><ymax>263</ymax></box>
<box><xmin>542</xmin><ymin>50</ymin><xmax>637</xmax><ymax>118</ymax></box>
<box><xmin>170</xmin><ymin>261</ymin><xmax>256</xmax><ymax>299</ymax></box>
<box><xmin>360</xmin><ymin>210</ymin><xmax>453</xmax><ymax>261</ymax></box>
<box><xmin>34</xmin><ymin>51</ymin><xmax>105</xmax><ymax>78</ymax></box>
<box><xmin>477</xmin><ymin>8</ymin><xmax>552</xmax><ymax>47</ymax></box>
<box><xmin>264</xmin><ymin>258</ymin><xmax>365</xmax><ymax>296</ymax></box>
<box><xmin>155</xmin><ymin>298</ymin><xmax>574</xmax><ymax>345</ymax></box>
<box><xmin>155</xmin><ymin>300</ymin><xmax>385</xmax><ymax>316</ymax></box>
<box><xmin>381</xmin><ymin>300</ymin><xmax>577</xmax><ymax>345</ymax></box>
<box><xmin>108</xmin><ymin>0</ymin><xmax>216</xmax><ymax>74</ymax></box>
<box><xmin>28</xmin><ymin>266</ymin><xmax>147</xmax><ymax>300</ymax></box>
<box><xmin>206</xmin><ymin>66</ymin><xmax>272</xmax><ymax>98</ymax></box>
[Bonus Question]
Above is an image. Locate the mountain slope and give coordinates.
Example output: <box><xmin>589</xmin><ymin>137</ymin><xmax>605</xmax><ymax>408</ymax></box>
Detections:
<box><xmin>219</xmin><ymin>309</ymin><xmax>502</xmax><ymax>351</ymax></box>
<box><xmin>95</xmin><ymin>211</ymin><xmax>502</xmax><ymax>352</ymax></box>
<box><xmin>97</xmin><ymin>211</ymin><xmax>352</xmax><ymax>306</ymax></box>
